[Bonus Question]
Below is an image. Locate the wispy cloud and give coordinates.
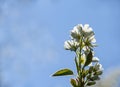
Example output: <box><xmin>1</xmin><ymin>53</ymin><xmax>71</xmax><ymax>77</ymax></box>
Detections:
<box><xmin>92</xmin><ymin>68</ymin><xmax>120</xmax><ymax>87</ymax></box>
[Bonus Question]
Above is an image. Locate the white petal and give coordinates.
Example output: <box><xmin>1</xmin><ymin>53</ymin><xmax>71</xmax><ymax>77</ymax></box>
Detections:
<box><xmin>89</xmin><ymin>35</ymin><xmax>96</xmax><ymax>43</ymax></box>
<box><xmin>83</xmin><ymin>24</ymin><xmax>93</xmax><ymax>33</ymax></box>
<box><xmin>84</xmin><ymin>24</ymin><xmax>89</xmax><ymax>29</ymax></box>
<box><xmin>70</xmin><ymin>25</ymin><xmax>82</xmax><ymax>39</ymax></box>
<box><xmin>77</xmin><ymin>24</ymin><xmax>83</xmax><ymax>28</ymax></box>
<box><xmin>92</xmin><ymin>57</ymin><xmax>100</xmax><ymax>62</ymax></box>
<box><xmin>88</xmin><ymin>27</ymin><xmax>93</xmax><ymax>32</ymax></box>
<box><xmin>99</xmin><ymin>64</ymin><xmax>104</xmax><ymax>71</ymax></box>
<box><xmin>91</xmin><ymin>38</ymin><xmax>96</xmax><ymax>43</ymax></box>
<box><xmin>64</xmin><ymin>41</ymin><xmax>70</xmax><ymax>49</ymax></box>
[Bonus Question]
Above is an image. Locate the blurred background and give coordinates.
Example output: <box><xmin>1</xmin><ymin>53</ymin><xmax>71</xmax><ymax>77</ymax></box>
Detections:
<box><xmin>0</xmin><ymin>0</ymin><xmax>120</xmax><ymax>87</ymax></box>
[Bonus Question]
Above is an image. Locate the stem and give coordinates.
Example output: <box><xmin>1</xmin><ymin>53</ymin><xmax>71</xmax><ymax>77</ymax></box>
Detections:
<box><xmin>74</xmin><ymin>57</ymin><xmax>79</xmax><ymax>75</ymax></box>
<box><xmin>75</xmin><ymin>36</ymin><xmax>86</xmax><ymax>87</ymax></box>
<box><xmin>79</xmin><ymin>37</ymin><xmax>85</xmax><ymax>87</ymax></box>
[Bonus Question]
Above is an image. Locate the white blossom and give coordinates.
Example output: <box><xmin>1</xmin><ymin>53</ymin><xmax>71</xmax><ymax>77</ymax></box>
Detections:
<box><xmin>70</xmin><ymin>24</ymin><xmax>82</xmax><ymax>40</ymax></box>
<box><xmin>82</xmin><ymin>24</ymin><xmax>94</xmax><ymax>38</ymax></box>
<box><xmin>70</xmin><ymin>24</ymin><xmax>96</xmax><ymax>49</ymax></box>
<box><xmin>64</xmin><ymin>40</ymin><xmax>79</xmax><ymax>51</ymax></box>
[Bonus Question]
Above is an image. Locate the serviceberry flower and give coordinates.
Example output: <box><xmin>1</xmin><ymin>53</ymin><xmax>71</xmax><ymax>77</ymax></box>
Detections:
<box><xmin>70</xmin><ymin>24</ymin><xmax>82</xmax><ymax>40</ymax></box>
<box><xmin>64</xmin><ymin>40</ymin><xmax>79</xmax><ymax>51</ymax></box>
<box><xmin>52</xmin><ymin>24</ymin><xmax>103</xmax><ymax>87</ymax></box>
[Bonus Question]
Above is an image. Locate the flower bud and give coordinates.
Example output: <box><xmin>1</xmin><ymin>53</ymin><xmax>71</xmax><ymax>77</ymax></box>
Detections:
<box><xmin>70</xmin><ymin>78</ymin><xmax>78</xmax><ymax>87</ymax></box>
<box><xmin>94</xmin><ymin>63</ymin><xmax>103</xmax><ymax>71</ymax></box>
<box><xmin>92</xmin><ymin>57</ymin><xmax>99</xmax><ymax>62</ymax></box>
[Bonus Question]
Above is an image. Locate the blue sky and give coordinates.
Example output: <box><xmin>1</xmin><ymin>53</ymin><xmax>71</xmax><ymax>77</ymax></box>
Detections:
<box><xmin>0</xmin><ymin>0</ymin><xmax>120</xmax><ymax>87</ymax></box>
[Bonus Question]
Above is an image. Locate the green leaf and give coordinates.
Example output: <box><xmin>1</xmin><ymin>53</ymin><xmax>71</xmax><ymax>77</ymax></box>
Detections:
<box><xmin>89</xmin><ymin>66</ymin><xmax>94</xmax><ymax>73</ymax></box>
<box><xmin>52</xmin><ymin>69</ymin><xmax>74</xmax><ymax>76</ymax></box>
<box><xmin>90</xmin><ymin>75</ymin><xmax>100</xmax><ymax>81</ymax></box>
<box><xmin>87</xmin><ymin>81</ymin><xmax>96</xmax><ymax>86</ymax></box>
<box><xmin>87</xmin><ymin>74</ymin><xmax>91</xmax><ymax>79</ymax></box>
<box><xmin>95</xmin><ymin>71</ymin><xmax>103</xmax><ymax>75</ymax></box>
<box><xmin>84</xmin><ymin>51</ymin><xmax>93</xmax><ymax>67</ymax></box>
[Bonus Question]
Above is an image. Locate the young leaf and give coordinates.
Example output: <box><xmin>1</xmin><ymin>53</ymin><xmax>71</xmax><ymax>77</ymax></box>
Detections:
<box><xmin>82</xmin><ymin>70</ymin><xmax>89</xmax><ymax>78</ymax></box>
<box><xmin>95</xmin><ymin>71</ymin><xmax>103</xmax><ymax>75</ymax></box>
<box><xmin>87</xmin><ymin>81</ymin><xmax>96</xmax><ymax>86</ymax></box>
<box><xmin>52</xmin><ymin>69</ymin><xmax>73</xmax><ymax>76</ymax></box>
<box><xmin>90</xmin><ymin>75</ymin><xmax>100</xmax><ymax>81</ymax></box>
<box><xmin>89</xmin><ymin>66</ymin><xmax>94</xmax><ymax>73</ymax></box>
<box><xmin>84</xmin><ymin>51</ymin><xmax>93</xmax><ymax>67</ymax></box>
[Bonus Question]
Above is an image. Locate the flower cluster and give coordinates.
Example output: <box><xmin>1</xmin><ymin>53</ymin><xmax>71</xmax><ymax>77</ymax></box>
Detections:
<box><xmin>64</xmin><ymin>24</ymin><xmax>96</xmax><ymax>51</ymax></box>
<box><xmin>52</xmin><ymin>24</ymin><xmax>103</xmax><ymax>87</ymax></box>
